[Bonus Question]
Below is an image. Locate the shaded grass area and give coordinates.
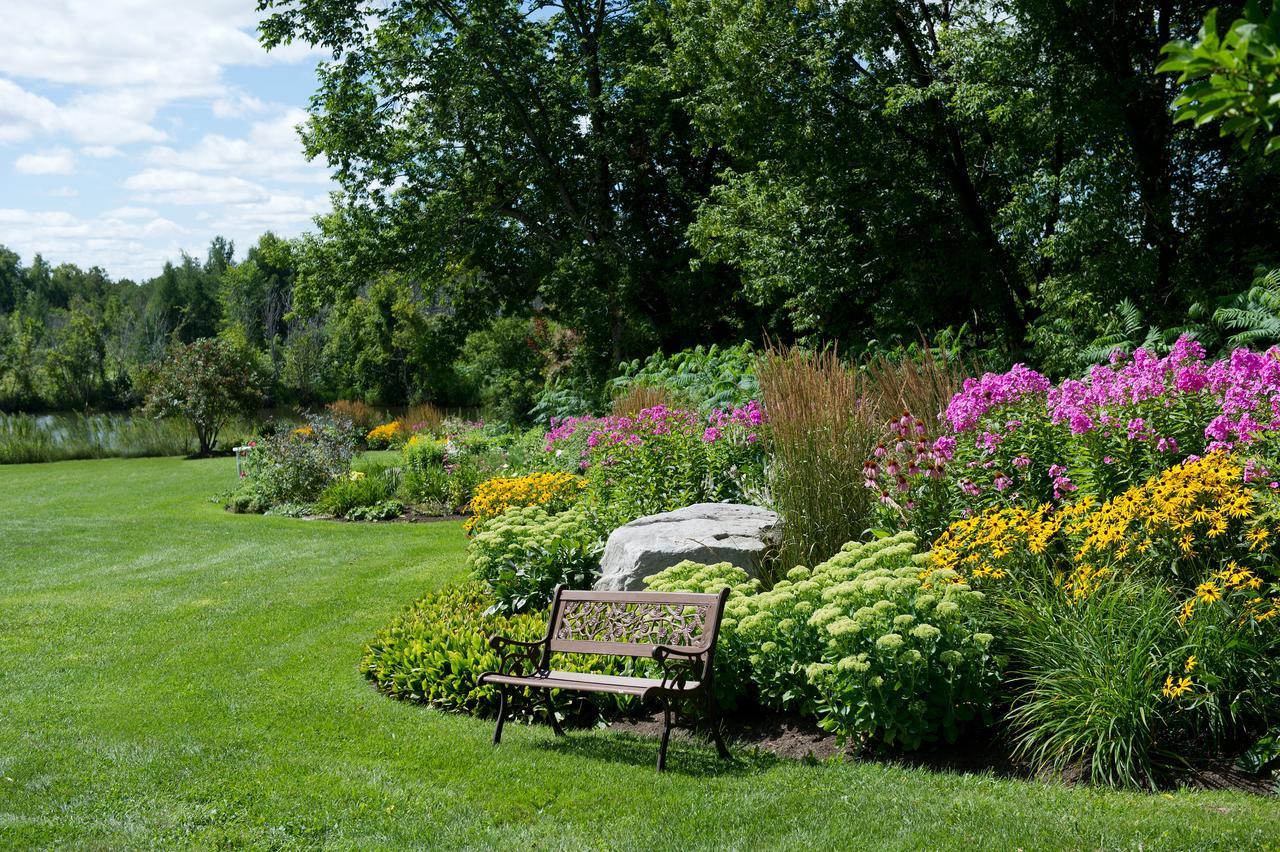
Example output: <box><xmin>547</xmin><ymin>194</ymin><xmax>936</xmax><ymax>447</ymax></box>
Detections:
<box><xmin>0</xmin><ymin>457</ymin><xmax>1276</xmax><ymax>849</ymax></box>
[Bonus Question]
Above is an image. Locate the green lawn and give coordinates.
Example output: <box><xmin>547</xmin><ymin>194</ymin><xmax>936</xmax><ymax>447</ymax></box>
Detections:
<box><xmin>0</xmin><ymin>457</ymin><xmax>1276</xmax><ymax>850</ymax></box>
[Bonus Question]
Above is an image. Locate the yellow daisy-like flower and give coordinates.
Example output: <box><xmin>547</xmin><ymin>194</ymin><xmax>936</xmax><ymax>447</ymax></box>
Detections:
<box><xmin>1184</xmin><ymin>655</ymin><xmax>1197</xmax><ymax>673</ymax></box>
<box><xmin>1195</xmin><ymin>582</ymin><xmax>1221</xmax><ymax>605</ymax></box>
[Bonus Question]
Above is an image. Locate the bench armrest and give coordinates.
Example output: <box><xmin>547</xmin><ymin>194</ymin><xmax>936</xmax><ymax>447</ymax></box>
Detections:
<box><xmin>650</xmin><ymin>644</ymin><xmax>706</xmax><ymax>661</ymax></box>
<box><xmin>488</xmin><ymin>634</ymin><xmax>548</xmax><ymax>676</ymax></box>
<box><xmin>651</xmin><ymin>644</ymin><xmax>707</xmax><ymax>691</ymax></box>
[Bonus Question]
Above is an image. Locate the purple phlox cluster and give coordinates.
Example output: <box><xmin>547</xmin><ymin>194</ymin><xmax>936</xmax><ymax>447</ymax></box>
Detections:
<box><xmin>704</xmin><ymin>399</ymin><xmax>766</xmax><ymax>443</ymax></box>
<box><xmin>586</xmin><ymin>405</ymin><xmax>700</xmax><ymax>449</ymax></box>
<box><xmin>1202</xmin><ymin>346</ymin><xmax>1280</xmax><ymax>450</ymax></box>
<box><xmin>543</xmin><ymin>415</ymin><xmax>607</xmax><ymax>453</ymax></box>
<box><xmin>945</xmin><ymin>335</ymin><xmax>1280</xmax><ymax>455</ymax></box>
<box><xmin>945</xmin><ymin>364</ymin><xmax>1051</xmax><ymax>433</ymax></box>
<box><xmin>1048</xmin><ymin>463</ymin><xmax>1076</xmax><ymax>500</ymax></box>
<box><xmin>1047</xmin><ymin>336</ymin><xmax>1206</xmax><ymax>434</ymax></box>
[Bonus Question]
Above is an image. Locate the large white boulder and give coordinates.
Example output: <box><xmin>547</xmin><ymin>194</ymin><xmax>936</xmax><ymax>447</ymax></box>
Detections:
<box><xmin>595</xmin><ymin>503</ymin><xmax>780</xmax><ymax>592</ymax></box>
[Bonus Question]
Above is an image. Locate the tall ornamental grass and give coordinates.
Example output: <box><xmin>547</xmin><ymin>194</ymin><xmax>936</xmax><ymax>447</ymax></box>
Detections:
<box><xmin>0</xmin><ymin>413</ymin><xmax>195</xmax><ymax>464</ymax></box>
<box><xmin>863</xmin><ymin>346</ymin><xmax>966</xmax><ymax>429</ymax></box>
<box><xmin>758</xmin><ymin>346</ymin><xmax>881</xmax><ymax>568</ymax></box>
<box><xmin>758</xmin><ymin>345</ymin><xmax>964</xmax><ymax>568</ymax></box>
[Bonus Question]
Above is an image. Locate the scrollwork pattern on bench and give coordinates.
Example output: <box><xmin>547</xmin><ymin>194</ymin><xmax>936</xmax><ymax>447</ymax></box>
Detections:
<box><xmin>554</xmin><ymin>600</ymin><xmax>709</xmax><ymax>647</ymax></box>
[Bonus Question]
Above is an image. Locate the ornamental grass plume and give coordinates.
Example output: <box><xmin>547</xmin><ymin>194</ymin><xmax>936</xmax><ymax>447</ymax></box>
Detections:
<box><xmin>863</xmin><ymin>345</ymin><xmax>967</xmax><ymax>430</ymax></box>
<box><xmin>758</xmin><ymin>343</ymin><xmax>882</xmax><ymax>567</ymax></box>
<box><xmin>610</xmin><ymin>383</ymin><xmax>682</xmax><ymax>417</ymax></box>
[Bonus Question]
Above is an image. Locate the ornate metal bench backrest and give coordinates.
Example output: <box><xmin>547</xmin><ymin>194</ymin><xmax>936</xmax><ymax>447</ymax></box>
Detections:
<box><xmin>547</xmin><ymin>588</ymin><xmax>726</xmax><ymax>683</ymax></box>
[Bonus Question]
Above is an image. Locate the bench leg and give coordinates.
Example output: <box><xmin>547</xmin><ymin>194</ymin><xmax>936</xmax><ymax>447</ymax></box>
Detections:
<box><xmin>493</xmin><ymin>686</ymin><xmax>508</xmax><ymax>745</ymax></box>
<box><xmin>706</xmin><ymin>694</ymin><xmax>732</xmax><ymax>761</ymax></box>
<box><xmin>545</xmin><ymin>691</ymin><xmax>565</xmax><ymax>737</ymax></box>
<box><xmin>657</xmin><ymin>701</ymin><xmax>673</xmax><ymax>772</ymax></box>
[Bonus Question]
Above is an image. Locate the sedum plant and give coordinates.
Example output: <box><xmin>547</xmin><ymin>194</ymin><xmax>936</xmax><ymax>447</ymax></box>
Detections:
<box><xmin>806</xmin><ymin>560</ymin><xmax>998</xmax><ymax>749</ymax></box>
<box><xmin>466</xmin><ymin>505</ymin><xmax>603</xmax><ymax>614</ymax></box>
<box><xmin>645</xmin><ymin>531</ymin><xmax>1001</xmax><ymax>747</ymax></box>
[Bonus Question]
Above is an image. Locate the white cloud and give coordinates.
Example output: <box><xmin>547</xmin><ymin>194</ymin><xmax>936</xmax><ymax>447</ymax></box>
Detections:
<box><xmin>0</xmin><ymin>2</ymin><xmax>335</xmax><ymax>282</ymax></box>
<box><xmin>212</xmin><ymin>91</ymin><xmax>269</xmax><ymax>119</ymax></box>
<box><xmin>0</xmin><ymin>206</ymin><xmax>186</xmax><ymax>279</ymax></box>
<box><xmin>102</xmin><ymin>205</ymin><xmax>158</xmax><ymax>219</ymax></box>
<box><xmin>142</xmin><ymin>108</ymin><xmax>326</xmax><ymax>184</ymax></box>
<box><xmin>15</xmin><ymin>148</ymin><xmax>75</xmax><ymax>175</ymax></box>
<box><xmin>0</xmin><ymin>79</ymin><xmax>60</xmax><ymax>143</ymax></box>
<box><xmin>124</xmin><ymin>168</ymin><xmax>273</xmax><ymax>206</ymax></box>
<box><xmin>0</xmin><ymin>1</ymin><xmax>323</xmax><ymax>148</ymax></box>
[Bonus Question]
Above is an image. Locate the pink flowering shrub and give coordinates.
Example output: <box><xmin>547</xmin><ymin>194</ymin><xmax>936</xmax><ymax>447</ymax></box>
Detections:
<box><xmin>865</xmin><ymin>338</ymin><xmax>1280</xmax><ymax>531</ymax></box>
<box><xmin>579</xmin><ymin>402</ymin><xmax>767</xmax><ymax>528</ymax></box>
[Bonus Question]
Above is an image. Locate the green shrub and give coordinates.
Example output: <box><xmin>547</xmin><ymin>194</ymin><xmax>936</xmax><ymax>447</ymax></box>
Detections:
<box><xmin>347</xmin><ymin>499</ymin><xmax>405</xmax><ymax>521</ymax></box>
<box><xmin>645</xmin><ymin>532</ymin><xmax>1001</xmax><ymax>747</ymax></box>
<box><xmin>608</xmin><ymin>343</ymin><xmax>760</xmax><ymax>413</ymax></box>
<box><xmin>317</xmin><ymin>468</ymin><xmax>396</xmax><ymax>517</ymax></box>
<box><xmin>238</xmin><ymin>416</ymin><xmax>356</xmax><ymax>508</ymax></box>
<box><xmin>361</xmin><ymin>582</ymin><xmax>626</xmax><ymax>721</ymax></box>
<box><xmin>401</xmin><ymin>436</ymin><xmax>451</xmax><ymax>509</ymax></box>
<box><xmin>582</xmin><ymin>404</ymin><xmax>767</xmax><ymax>531</ymax></box>
<box><xmin>467</xmin><ymin>506</ymin><xmax>602</xmax><ymax>615</ymax></box>
<box><xmin>807</xmin><ymin>560</ymin><xmax>998</xmax><ymax>750</ymax></box>
<box><xmin>644</xmin><ymin>560</ymin><xmax>761</xmax><ymax>707</ymax></box>
<box><xmin>999</xmin><ymin>580</ymin><xmax>1182</xmax><ymax>789</ymax></box>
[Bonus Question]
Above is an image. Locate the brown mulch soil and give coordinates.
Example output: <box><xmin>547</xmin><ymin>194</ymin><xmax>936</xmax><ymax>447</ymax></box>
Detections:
<box><xmin>605</xmin><ymin>707</ymin><xmax>1277</xmax><ymax>796</ymax></box>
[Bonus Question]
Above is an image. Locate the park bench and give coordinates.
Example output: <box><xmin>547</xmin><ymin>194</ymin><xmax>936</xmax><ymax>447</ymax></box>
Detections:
<box><xmin>478</xmin><ymin>585</ymin><xmax>733</xmax><ymax>771</ymax></box>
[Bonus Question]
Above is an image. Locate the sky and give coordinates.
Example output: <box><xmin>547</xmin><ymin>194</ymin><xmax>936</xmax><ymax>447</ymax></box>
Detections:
<box><xmin>0</xmin><ymin>0</ymin><xmax>336</xmax><ymax>282</ymax></box>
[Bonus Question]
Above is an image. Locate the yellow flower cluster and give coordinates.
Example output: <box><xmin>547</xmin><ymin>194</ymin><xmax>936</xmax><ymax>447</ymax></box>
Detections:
<box><xmin>366</xmin><ymin>420</ymin><xmax>405</xmax><ymax>448</ymax></box>
<box><xmin>292</xmin><ymin>425</ymin><xmax>314</xmax><ymax>437</ymax></box>
<box><xmin>927</xmin><ymin>499</ymin><xmax>1094</xmax><ymax>587</ymax></box>
<box><xmin>1161</xmin><ymin>675</ymin><xmax>1194</xmax><ymax>699</ymax></box>
<box><xmin>464</xmin><ymin>472</ymin><xmax>587</xmax><ymax>533</ymax></box>
<box><xmin>1075</xmin><ymin>452</ymin><xmax>1252</xmax><ymax>563</ymax></box>
<box><xmin>930</xmin><ymin>454</ymin><xmax>1280</xmax><ymax>620</ymax></box>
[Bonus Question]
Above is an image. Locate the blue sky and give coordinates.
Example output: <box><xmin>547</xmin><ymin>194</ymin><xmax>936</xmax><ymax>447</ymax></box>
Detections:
<box><xmin>0</xmin><ymin>0</ymin><xmax>336</xmax><ymax>282</ymax></box>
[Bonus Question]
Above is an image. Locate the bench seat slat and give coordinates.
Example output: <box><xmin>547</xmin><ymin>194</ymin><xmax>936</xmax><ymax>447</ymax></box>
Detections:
<box><xmin>481</xmin><ymin>670</ymin><xmax>700</xmax><ymax>697</ymax></box>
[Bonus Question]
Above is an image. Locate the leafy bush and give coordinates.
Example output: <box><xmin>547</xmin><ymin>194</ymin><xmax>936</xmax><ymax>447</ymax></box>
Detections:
<box><xmin>806</xmin><ymin>560</ymin><xmax>998</xmax><ymax>750</ymax></box>
<box><xmin>645</xmin><ymin>532</ymin><xmax>1000</xmax><ymax>748</ymax></box>
<box><xmin>464</xmin><ymin>472</ymin><xmax>586</xmax><ymax>533</ymax></box>
<box><xmin>643</xmin><ymin>560</ymin><xmax>761</xmax><ymax>707</ymax></box>
<box><xmin>467</xmin><ymin>506</ymin><xmax>603</xmax><ymax>614</ymax></box>
<box><xmin>401</xmin><ymin>435</ymin><xmax>451</xmax><ymax>508</ymax></box>
<box><xmin>361</xmin><ymin>582</ymin><xmax>626</xmax><ymax>721</ymax></box>
<box><xmin>931</xmin><ymin>452</ymin><xmax>1280</xmax><ymax>785</ymax></box>
<box><xmin>317</xmin><ymin>468</ymin><xmax>396</xmax><ymax>517</ymax></box>
<box><xmin>140</xmin><ymin>337</ymin><xmax>266</xmax><ymax>455</ymax></box>
<box><xmin>347</xmin><ymin>499</ymin><xmax>405</xmax><ymax>521</ymax></box>
<box><xmin>236</xmin><ymin>415</ymin><xmax>356</xmax><ymax>508</ymax></box>
<box><xmin>608</xmin><ymin>343</ymin><xmax>760</xmax><ymax>412</ymax></box>
<box><xmin>582</xmin><ymin>403</ymin><xmax>767</xmax><ymax>530</ymax></box>
<box><xmin>1001</xmin><ymin>580</ymin><xmax>1184</xmax><ymax>789</ymax></box>
<box><xmin>459</xmin><ymin>317</ymin><xmax>545</xmax><ymax>424</ymax></box>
